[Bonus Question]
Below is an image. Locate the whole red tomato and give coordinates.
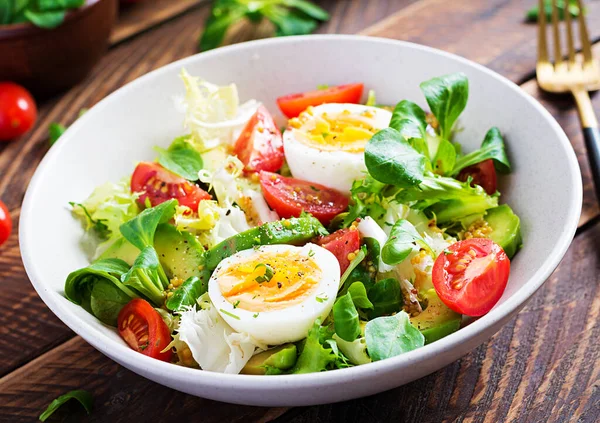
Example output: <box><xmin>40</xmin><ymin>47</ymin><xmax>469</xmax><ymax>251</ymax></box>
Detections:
<box><xmin>0</xmin><ymin>82</ymin><xmax>37</xmax><ymax>142</ymax></box>
<box><xmin>0</xmin><ymin>200</ymin><xmax>12</xmax><ymax>247</ymax></box>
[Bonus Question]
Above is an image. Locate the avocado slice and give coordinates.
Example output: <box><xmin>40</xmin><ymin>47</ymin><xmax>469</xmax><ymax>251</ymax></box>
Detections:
<box><xmin>411</xmin><ymin>289</ymin><xmax>461</xmax><ymax>344</ymax></box>
<box><xmin>99</xmin><ymin>224</ymin><xmax>205</xmax><ymax>281</ymax></box>
<box><xmin>485</xmin><ymin>204</ymin><xmax>522</xmax><ymax>259</ymax></box>
<box><xmin>241</xmin><ymin>344</ymin><xmax>297</xmax><ymax>375</ymax></box>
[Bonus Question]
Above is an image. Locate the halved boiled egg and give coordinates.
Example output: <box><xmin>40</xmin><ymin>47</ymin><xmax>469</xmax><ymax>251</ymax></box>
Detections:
<box><xmin>284</xmin><ymin>103</ymin><xmax>392</xmax><ymax>193</ymax></box>
<box><xmin>208</xmin><ymin>244</ymin><xmax>340</xmax><ymax>345</ymax></box>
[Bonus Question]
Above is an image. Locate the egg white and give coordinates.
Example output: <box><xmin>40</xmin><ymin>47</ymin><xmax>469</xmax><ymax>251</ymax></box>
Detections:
<box><xmin>283</xmin><ymin>103</ymin><xmax>392</xmax><ymax>193</ymax></box>
<box><xmin>208</xmin><ymin>243</ymin><xmax>340</xmax><ymax>345</ymax></box>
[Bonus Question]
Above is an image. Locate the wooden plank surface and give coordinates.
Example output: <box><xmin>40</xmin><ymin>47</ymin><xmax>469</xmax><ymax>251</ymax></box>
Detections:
<box><xmin>1</xmin><ymin>0</ymin><xmax>599</xmax><ymax>421</ymax></box>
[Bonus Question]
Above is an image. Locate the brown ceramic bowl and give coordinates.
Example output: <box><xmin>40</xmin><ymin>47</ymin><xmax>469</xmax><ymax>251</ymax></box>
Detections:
<box><xmin>0</xmin><ymin>0</ymin><xmax>117</xmax><ymax>97</ymax></box>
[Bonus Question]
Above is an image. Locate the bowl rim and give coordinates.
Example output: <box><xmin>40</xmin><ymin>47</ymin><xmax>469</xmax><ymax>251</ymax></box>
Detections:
<box><xmin>20</xmin><ymin>34</ymin><xmax>582</xmax><ymax>390</ymax></box>
<box><xmin>0</xmin><ymin>0</ymin><xmax>103</xmax><ymax>36</ymax></box>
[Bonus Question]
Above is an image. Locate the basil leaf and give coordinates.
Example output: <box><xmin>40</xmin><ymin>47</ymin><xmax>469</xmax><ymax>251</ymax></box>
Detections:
<box><xmin>155</xmin><ymin>136</ymin><xmax>204</xmax><ymax>180</ymax></box>
<box><xmin>390</xmin><ymin>100</ymin><xmax>427</xmax><ymax>139</ymax></box>
<box><xmin>365</xmin><ymin>311</ymin><xmax>425</xmax><ymax>361</ymax></box>
<box><xmin>39</xmin><ymin>390</ymin><xmax>93</xmax><ymax>422</ymax></box>
<box><xmin>367</xmin><ymin>278</ymin><xmax>403</xmax><ymax>319</ymax></box>
<box><xmin>347</xmin><ymin>282</ymin><xmax>373</xmax><ymax>310</ymax></box>
<box><xmin>381</xmin><ymin>219</ymin><xmax>432</xmax><ymax>265</ymax></box>
<box><xmin>165</xmin><ymin>272</ymin><xmax>210</xmax><ymax>311</ymax></box>
<box><xmin>119</xmin><ymin>199</ymin><xmax>177</xmax><ymax>250</ymax></box>
<box><xmin>24</xmin><ymin>9</ymin><xmax>65</xmax><ymax>28</ymax></box>
<box><xmin>365</xmin><ymin>127</ymin><xmax>427</xmax><ymax>187</ymax></box>
<box><xmin>333</xmin><ymin>292</ymin><xmax>360</xmax><ymax>342</ymax></box>
<box><xmin>282</xmin><ymin>0</ymin><xmax>329</xmax><ymax>20</ymax></box>
<box><xmin>452</xmin><ymin>127</ymin><xmax>511</xmax><ymax>175</ymax></box>
<box><xmin>121</xmin><ymin>246</ymin><xmax>169</xmax><ymax>306</ymax></box>
<box><xmin>420</xmin><ymin>72</ymin><xmax>469</xmax><ymax>141</ymax></box>
<box><xmin>49</xmin><ymin>123</ymin><xmax>66</xmax><ymax>146</ymax></box>
<box><xmin>432</xmin><ymin>138</ymin><xmax>457</xmax><ymax>175</ymax></box>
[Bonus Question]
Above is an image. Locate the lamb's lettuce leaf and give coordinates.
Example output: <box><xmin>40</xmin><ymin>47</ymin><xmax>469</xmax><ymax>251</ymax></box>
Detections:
<box><xmin>155</xmin><ymin>136</ymin><xmax>204</xmax><ymax>180</ymax></box>
<box><xmin>333</xmin><ymin>293</ymin><xmax>360</xmax><ymax>342</ymax></box>
<box><xmin>365</xmin><ymin>311</ymin><xmax>424</xmax><ymax>361</ymax></box>
<box><xmin>381</xmin><ymin>219</ymin><xmax>433</xmax><ymax>265</ymax></box>
<box><xmin>452</xmin><ymin>127</ymin><xmax>511</xmax><ymax>175</ymax></box>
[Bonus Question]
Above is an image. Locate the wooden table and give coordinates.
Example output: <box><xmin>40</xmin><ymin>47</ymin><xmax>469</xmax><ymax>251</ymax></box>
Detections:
<box><xmin>1</xmin><ymin>0</ymin><xmax>599</xmax><ymax>421</ymax></box>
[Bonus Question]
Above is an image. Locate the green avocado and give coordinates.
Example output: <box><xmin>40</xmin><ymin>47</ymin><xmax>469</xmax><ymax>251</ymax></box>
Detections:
<box><xmin>240</xmin><ymin>344</ymin><xmax>297</xmax><ymax>375</ymax></box>
<box><xmin>485</xmin><ymin>204</ymin><xmax>522</xmax><ymax>259</ymax></box>
<box><xmin>411</xmin><ymin>289</ymin><xmax>461</xmax><ymax>344</ymax></box>
<box><xmin>99</xmin><ymin>224</ymin><xmax>205</xmax><ymax>281</ymax></box>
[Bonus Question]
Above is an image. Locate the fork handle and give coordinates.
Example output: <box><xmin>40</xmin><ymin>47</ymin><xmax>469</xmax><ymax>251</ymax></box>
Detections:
<box><xmin>583</xmin><ymin>127</ymin><xmax>600</xmax><ymax>202</ymax></box>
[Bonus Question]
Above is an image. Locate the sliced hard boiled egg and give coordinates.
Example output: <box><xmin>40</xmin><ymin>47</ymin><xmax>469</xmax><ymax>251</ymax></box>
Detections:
<box><xmin>283</xmin><ymin>103</ymin><xmax>392</xmax><ymax>193</ymax></box>
<box><xmin>208</xmin><ymin>244</ymin><xmax>340</xmax><ymax>345</ymax></box>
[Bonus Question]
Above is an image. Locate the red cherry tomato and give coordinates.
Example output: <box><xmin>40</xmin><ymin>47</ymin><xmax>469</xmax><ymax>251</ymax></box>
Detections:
<box><xmin>0</xmin><ymin>200</ymin><xmax>12</xmax><ymax>246</ymax></box>
<box><xmin>259</xmin><ymin>171</ymin><xmax>349</xmax><ymax>225</ymax></box>
<box><xmin>276</xmin><ymin>83</ymin><xmax>364</xmax><ymax>118</ymax></box>
<box><xmin>432</xmin><ymin>238</ymin><xmax>510</xmax><ymax>317</ymax></box>
<box><xmin>458</xmin><ymin>159</ymin><xmax>497</xmax><ymax>195</ymax></box>
<box><xmin>234</xmin><ymin>105</ymin><xmax>284</xmax><ymax>173</ymax></box>
<box><xmin>131</xmin><ymin>162</ymin><xmax>211</xmax><ymax>211</ymax></box>
<box><xmin>316</xmin><ymin>228</ymin><xmax>361</xmax><ymax>275</ymax></box>
<box><xmin>0</xmin><ymin>82</ymin><xmax>37</xmax><ymax>141</ymax></box>
<box><xmin>118</xmin><ymin>299</ymin><xmax>173</xmax><ymax>361</ymax></box>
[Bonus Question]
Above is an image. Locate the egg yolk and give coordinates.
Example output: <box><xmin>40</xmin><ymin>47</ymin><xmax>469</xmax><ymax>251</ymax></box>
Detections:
<box><xmin>288</xmin><ymin>106</ymin><xmax>378</xmax><ymax>153</ymax></box>
<box><xmin>216</xmin><ymin>250</ymin><xmax>322</xmax><ymax>312</ymax></box>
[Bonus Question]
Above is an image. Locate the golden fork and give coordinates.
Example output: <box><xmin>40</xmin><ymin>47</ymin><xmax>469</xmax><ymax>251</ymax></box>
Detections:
<box><xmin>537</xmin><ymin>0</ymin><xmax>600</xmax><ymax>202</ymax></box>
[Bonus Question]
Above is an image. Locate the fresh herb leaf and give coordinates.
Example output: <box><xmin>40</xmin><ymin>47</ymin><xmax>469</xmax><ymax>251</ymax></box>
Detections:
<box><xmin>119</xmin><ymin>199</ymin><xmax>177</xmax><ymax>250</ymax></box>
<box><xmin>333</xmin><ymin>292</ymin><xmax>360</xmax><ymax>342</ymax></box>
<box><xmin>38</xmin><ymin>0</ymin><xmax>85</xmax><ymax>12</ymax></box>
<box><xmin>367</xmin><ymin>278</ymin><xmax>403</xmax><ymax>319</ymax></box>
<box><xmin>69</xmin><ymin>202</ymin><xmax>110</xmax><ymax>239</ymax></box>
<box><xmin>382</xmin><ymin>219</ymin><xmax>433</xmax><ymax>265</ymax></box>
<box><xmin>154</xmin><ymin>136</ymin><xmax>204</xmax><ymax>180</ymax></box>
<box><xmin>365</xmin><ymin>311</ymin><xmax>424</xmax><ymax>361</ymax></box>
<box><xmin>315</xmin><ymin>295</ymin><xmax>327</xmax><ymax>303</ymax></box>
<box><xmin>308</xmin><ymin>249</ymin><xmax>315</xmax><ymax>257</ymax></box>
<box><xmin>24</xmin><ymin>9</ymin><xmax>65</xmax><ymax>28</ymax></box>
<box><xmin>390</xmin><ymin>100</ymin><xmax>428</xmax><ymax>140</ymax></box>
<box><xmin>292</xmin><ymin>319</ymin><xmax>336</xmax><ymax>373</ymax></box>
<box><xmin>39</xmin><ymin>389</ymin><xmax>93</xmax><ymax>422</ymax></box>
<box><xmin>121</xmin><ymin>246</ymin><xmax>169</xmax><ymax>305</ymax></box>
<box><xmin>48</xmin><ymin>122</ymin><xmax>66</xmax><ymax>146</ymax></box>
<box><xmin>220</xmin><ymin>308</ymin><xmax>241</xmax><ymax>320</ymax></box>
<box><xmin>420</xmin><ymin>72</ymin><xmax>469</xmax><ymax>141</ymax></box>
<box><xmin>254</xmin><ymin>263</ymin><xmax>274</xmax><ymax>283</ymax></box>
<box><xmin>165</xmin><ymin>272</ymin><xmax>210</xmax><ymax>311</ymax></box>
<box><xmin>526</xmin><ymin>0</ymin><xmax>581</xmax><ymax>22</ymax></box>
<box><xmin>347</xmin><ymin>282</ymin><xmax>373</xmax><ymax>309</ymax></box>
<box><xmin>452</xmin><ymin>127</ymin><xmax>510</xmax><ymax>175</ymax></box>
<box><xmin>253</xmin><ymin>312</ymin><xmax>259</xmax><ymax>318</ymax></box>
<box><xmin>233</xmin><ymin>300</ymin><xmax>240</xmax><ymax>308</ymax></box>
<box><xmin>365</xmin><ymin>127</ymin><xmax>427</xmax><ymax>187</ymax></box>
<box><xmin>317</xmin><ymin>84</ymin><xmax>330</xmax><ymax>90</ymax></box>
<box><xmin>282</xmin><ymin>0</ymin><xmax>329</xmax><ymax>20</ymax></box>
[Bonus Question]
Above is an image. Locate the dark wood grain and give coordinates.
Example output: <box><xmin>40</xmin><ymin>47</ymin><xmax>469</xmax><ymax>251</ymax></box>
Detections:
<box><xmin>1</xmin><ymin>0</ymin><xmax>600</xmax><ymax>422</ymax></box>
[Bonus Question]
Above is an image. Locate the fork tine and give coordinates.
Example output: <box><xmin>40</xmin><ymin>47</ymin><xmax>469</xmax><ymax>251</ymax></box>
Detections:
<box><xmin>565</xmin><ymin>0</ymin><xmax>576</xmax><ymax>65</ymax></box>
<box><xmin>574</xmin><ymin>0</ymin><xmax>593</xmax><ymax>64</ymax></box>
<box><xmin>538</xmin><ymin>0</ymin><xmax>549</xmax><ymax>64</ymax></box>
<box><xmin>551</xmin><ymin>0</ymin><xmax>563</xmax><ymax>67</ymax></box>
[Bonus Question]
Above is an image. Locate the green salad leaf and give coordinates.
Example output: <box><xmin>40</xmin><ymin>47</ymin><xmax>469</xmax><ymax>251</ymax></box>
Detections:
<box><xmin>347</xmin><ymin>282</ymin><xmax>373</xmax><ymax>310</ymax></box>
<box><xmin>120</xmin><ymin>199</ymin><xmax>177</xmax><ymax>250</ymax></box>
<box><xmin>39</xmin><ymin>389</ymin><xmax>93</xmax><ymax>422</ymax></box>
<box><xmin>333</xmin><ymin>334</ymin><xmax>371</xmax><ymax>365</ymax></box>
<box><xmin>365</xmin><ymin>311</ymin><xmax>425</xmax><ymax>361</ymax></box>
<box><xmin>292</xmin><ymin>319</ymin><xmax>336</xmax><ymax>374</ymax></box>
<box><xmin>121</xmin><ymin>246</ymin><xmax>169</xmax><ymax>306</ymax></box>
<box><xmin>433</xmin><ymin>138</ymin><xmax>457</xmax><ymax>175</ymax></box>
<box><xmin>365</xmin><ymin>128</ymin><xmax>427</xmax><ymax>187</ymax></box>
<box><xmin>89</xmin><ymin>280</ymin><xmax>132</xmax><ymax>326</ymax></box>
<box><xmin>165</xmin><ymin>271</ymin><xmax>211</xmax><ymax>312</ymax></box>
<box><xmin>390</xmin><ymin>100</ymin><xmax>428</xmax><ymax>140</ymax></box>
<box><xmin>525</xmin><ymin>0</ymin><xmax>582</xmax><ymax>22</ymax></box>
<box><xmin>367</xmin><ymin>278</ymin><xmax>403</xmax><ymax>319</ymax></box>
<box><xmin>420</xmin><ymin>72</ymin><xmax>468</xmax><ymax>141</ymax></box>
<box><xmin>155</xmin><ymin>136</ymin><xmax>204</xmax><ymax>180</ymax></box>
<box><xmin>48</xmin><ymin>122</ymin><xmax>66</xmax><ymax>146</ymax></box>
<box><xmin>381</xmin><ymin>219</ymin><xmax>433</xmax><ymax>265</ymax></box>
<box><xmin>199</xmin><ymin>0</ymin><xmax>329</xmax><ymax>51</ymax></box>
<box><xmin>452</xmin><ymin>127</ymin><xmax>511</xmax><ymax>175</ymax></box>
<box><xmin>339</xmin><ymin>245</ymin><xmax>366</xmax><ymax>289</ymax></box>
<box><xmin>333</xmin><ymin>292</ymin><xmax>360</xmax><ymax>342</ymax></box>
<box><xmin>69</xmin><ymin>202</ymin><xmax>110</xmax><ymax>239</ymax></box>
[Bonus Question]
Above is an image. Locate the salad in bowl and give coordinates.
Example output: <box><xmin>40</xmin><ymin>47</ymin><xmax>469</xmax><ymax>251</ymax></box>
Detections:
<box><xmin>64</xmin><ymin>69</ymin><xmax>522</xmax><ymax>376</ymax></box>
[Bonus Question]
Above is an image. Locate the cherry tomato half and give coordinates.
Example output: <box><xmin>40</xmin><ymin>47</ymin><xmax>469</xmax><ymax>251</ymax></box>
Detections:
<box><xmin>432</xmin><ymin>238</ymin><xmax>510</xmax><ymax>317</ymax></box>
<box><xmin>259</xmin><ymin>171</ymin><xmax>349</xmax><ymax>225</ymax></box>
<box><xmin>0</xmin><ymin>200</ymin><xmax>12</xmax><ymax>246</ymax></box>
<box><xmin>276</xmin><ymin>83</ymin><xmax>364</xmax><ymax>118</ymax></box>
<box><xmin>316</xmin><ymin>228</ymin><xmax>361</xmax><ymax>275</ymax></box>
<box><xmin>131</xmin><ymin>162</ymin><xmax>211</xmax><ymax>211</ymax></box>
<box><xmin>458</xmin><ymin>159</ymin><xmax>497</xmax><ymax>195</ymax></box>
<box><xmin>117</xmin><ymin>298</ymin><xmax>173</xmax><ymax>362</ymax></box>
<box><xmin>0</xmin><ymin>82</ymin><xmax>37</xmax><ymax>142</ymax></box>
<box><xmin>234</xmin><ymin>105</ymin><xmax>284</xmax><ymax>173</ymax></box>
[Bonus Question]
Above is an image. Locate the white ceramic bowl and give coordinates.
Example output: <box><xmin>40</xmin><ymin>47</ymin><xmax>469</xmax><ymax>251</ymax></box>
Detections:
<box><xmin>20</xmin><ymin>35</ymin><xmax>582</xmax><ymax>406</ymax></box>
